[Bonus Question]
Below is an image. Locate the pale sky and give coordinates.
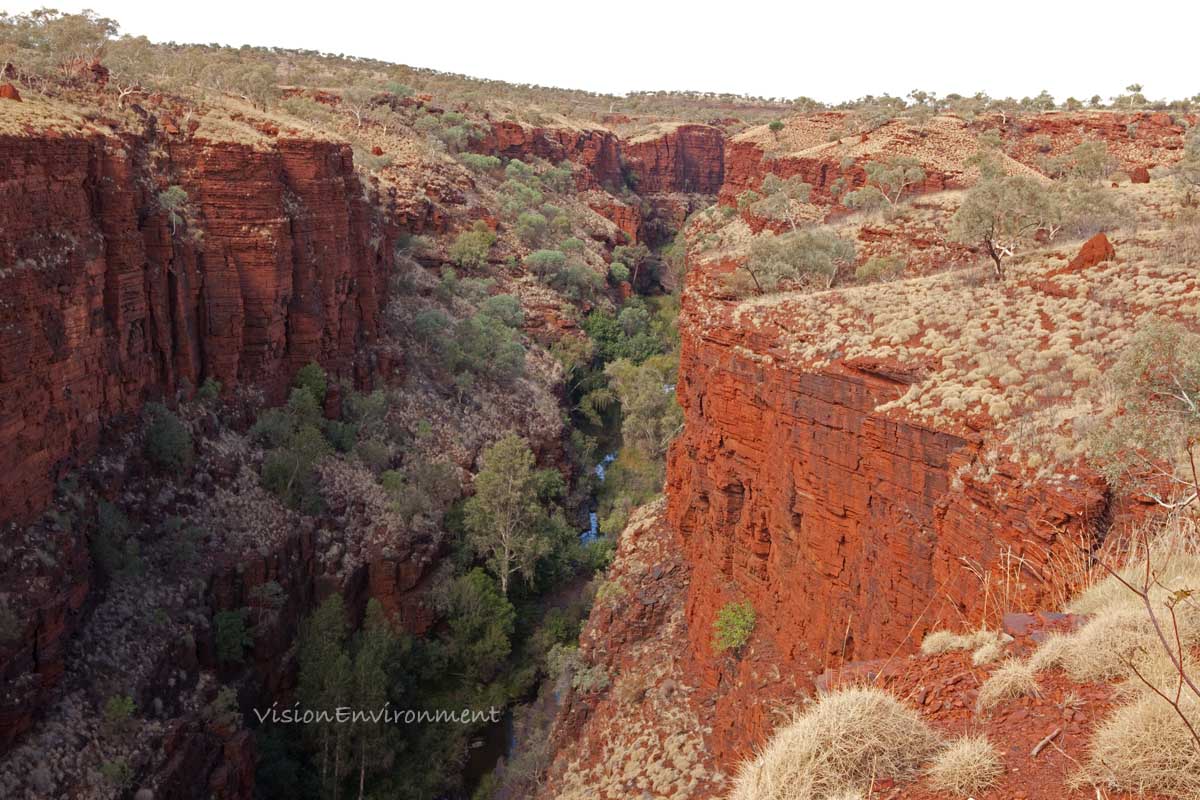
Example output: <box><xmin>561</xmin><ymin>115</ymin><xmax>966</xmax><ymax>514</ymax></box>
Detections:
<box><xmin>6</xmin><ymin>0</ymin><xmax>1198</xmax><ymax>104</ymax></box>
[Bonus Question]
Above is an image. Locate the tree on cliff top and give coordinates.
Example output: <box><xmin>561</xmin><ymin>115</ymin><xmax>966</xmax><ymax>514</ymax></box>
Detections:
<box><xmin>950</xmin><ymin>175</ymin><xmax>1057</xmax><ymax>280</ymax></box>
<box><xmin>739</xmin><ymin>174</ymin><xmax>812</xmax><ymax>232</ymax></box>
<box><xmin>735</xmin><ymin>227</ymin><xmax>856</xmax><ymax>295</ymax></box>
<box><xmin>0</xmin><ymin>9</ymin><xmax>117</xmax><ymax>83</ymax></box>
<box><xmin>844</xmin><ymin>155</ymin><xmax>926</xmax><ymax>213</ymax></box>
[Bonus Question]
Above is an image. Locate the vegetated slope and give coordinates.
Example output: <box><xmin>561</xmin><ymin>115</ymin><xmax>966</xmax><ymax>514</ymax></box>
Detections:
<box><xmin>0</xmin><ymin>34</ymin><xmax>724</xmax><ymax>796</ymax></box>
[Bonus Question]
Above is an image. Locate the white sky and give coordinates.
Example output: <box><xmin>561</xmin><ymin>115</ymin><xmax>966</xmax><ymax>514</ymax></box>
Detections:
<box><xmin>6</xmin><ymin>0</ymin><xmax>1198</xmax><ymax>104</ymax></box>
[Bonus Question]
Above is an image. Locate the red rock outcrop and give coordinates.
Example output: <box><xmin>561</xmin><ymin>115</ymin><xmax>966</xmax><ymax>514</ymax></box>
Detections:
<box><xmin>0</xmin><ymin>133</ymin><xmax>400</xmax><ymax>526</ymax></box>
<box><xmin>621</xmin><ymin>124</ymin><xmax>725</xmax><ymax>194</ymax></box>
<box><xmin>477</xmin><ymin>120</ymin><xmax>623</xmax><ymax>189</ymax></box>
<box><xmin>0</xmin><ymin>83</ymin><xmax>19</xmax><ymax>101</ymax></box>
<box><xmin>721</xmin><ymin>137</ymin><xmax>962</xmax><ymax>209</ymax></box>
<box><xmin>992</xmin><ymin>111</ymin><xmax>1192</xmax><ymax>174</ymax></box>
<box><xmin>587</xmin><ymin>197</ymin><xmax>641</xmax><ymax>243</ymax></box>
<box><xmin>1130</xmin><ymin>165</ymin><xmax>1151</xmax><ymax>183</ymax></box>
<box><xmin>662</xmin><ymin>266</ymin><xmax>1107</xmax><ymax>761</ymax></box>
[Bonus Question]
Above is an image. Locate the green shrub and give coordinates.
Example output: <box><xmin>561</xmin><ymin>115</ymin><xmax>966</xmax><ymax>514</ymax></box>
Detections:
<box><xmin>713</xmin><ymin>600</ymin><xmax>756</xmax><ymax>653</ymax></box>
<box><xmin>582</xmin><ymin>309</ymin><xmax>662</xmax><ymax>364</ymax></box>
<box><xmin>505</xmin><ymin>159</ymin><xmax>538</xmax><ymax>183</ymax></box>
<box><xmin>545</xmin><ymin>263</ymin><xmax>603</xmax><ymax>303</ymax></box>
<box><xmin>100</xmin><ymin>759</ymin><xmax>132</xmax><ymax>789</ymax></box>
<box><xmin>214</xmin><ymin>609</ymin><xmax>253</xmax><ymax>664</ymax></box>
<box><xmin>458</xmin><ymin>313</ymin><xmax>526</xmax><ymax>382</ymax></box>
<box><xmin>855</xmin><ymin>254</ymin><xmax>906</xmax><ymax>281</ymax></box>
<box><xmin>323</xmin><ymin>419</ymin><xmax>359</xmax><ymax>453</ymax></box>
<box><xmin>158</xmin><ymin>185</ymin><xmax>189</xmax><ymax>232</ymax></box>
<box><xmin>735</xmin><ymin>228</ymin><xmax>855</xmax><ymax>294</ymax></box>
<box><xmin>571</xmin><ymin>662</ymin><xmax>610</xmax><ymax>693</ymax></box>
<box><xmin>449</xmin><ymin>221</ymin><xmax>496</xmax><ymax>269</ymax></box>
<box><xmin>249</xmin><ymin>408</ymin><xmax>295</xmax><ymax>448</ymax></box>
<box><xmin>525</xmin><ymin>249</ymin><xmax>567</xmax><ymax>278</ymax></box>
<box><xmin>412</xmin><ymin>307</ymin><xmax>452</xmax><ymax>343</ymax></box>
<box><xmin>143</xmin><ymin>403</ymin><xmax>193</xmax><ymax>473</ymax></box>
<box><xmin>196</xmin><ymin>377</ymin><xmax>222</xmax><ymax>404</ymax></box>
<box><xmin>498</xmin><ymin>179</ymin><xmax>544</xmax><ymax>216</ymax></box>
<box><xmin>293</xmin><ymin>362</ymin><xmax>328</xmax><ymax>406</ymax></box>
<box><xmin>515</xmin><ymin>211</ymin><xmax>549</xmax><ymax>245</ymax></box>
<box><xmin>459</xmin><ymin>153</ymin><xmax>501</xmax><ymax>173</ymax></box>
<box><xmin>260</xmin><ymin>424</ymin><xmax>331</xmax><ymax>512</ymax></box>
<box><xmin>103</xmin><ymin>694</ymin><xmax>136</xmax><ymax>731</ymax></box>
<box><xmin>479</xmin><ymin>294</ymin><xmax>525</xmax><ymax>328</ymax></box>
<box><xmin>608</xmin><ymin>261</ymin><xmax>630</xmax><ymax>283</ymax></box>
<box><xmin>542</xmin><ymin>163</ymin><xmax>575</xmax><ymax>192</ymax></box>
<box><xmin>355</xmin><ymin>439</ymin><xmax>391</xmax><ymax>472</ymax></box>
<box><xmin>93</xmin><ymin>501</ymin><xmax>143</xmax><ymax>580</ymax></box>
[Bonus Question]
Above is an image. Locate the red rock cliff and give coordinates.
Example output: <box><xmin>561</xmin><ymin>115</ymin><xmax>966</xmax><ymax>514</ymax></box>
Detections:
<box><xmin>622</xmin><ymin>123</ymin><xmax>725</xmax><ymax>194</ymax></box>
<box><xmin>478</xmin><ymin>119</ymin><xmax>623</xmax><ymax>189</ymax></box>
<box><xmin>663</xmin><ymin>266</ymin><xmax>1107</xmax><ymax>758</ymax></box>
<box><xmin>0</xmin><ymin>133</ymin><xmax>399</xmax><ymax>525</ymax></box>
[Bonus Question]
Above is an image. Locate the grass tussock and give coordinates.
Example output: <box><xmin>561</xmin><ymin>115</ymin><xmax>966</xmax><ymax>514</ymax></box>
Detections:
<box><xmin>1079</xmin><ymin>694</ymin><xmax>1200</xmax><ymax>799</ymax></box>
<box><xmin>976</xmin><ymin>658</ymin><xmax>1040</xmax><ymax>712</ymax></box>
<box><xmin>730</xmin><ymin>687</ymin><xmax>942</xmax><ymax>800</ymax></box>
<box><xmin>927</xmin><ymin>735</ymin><xmax>1003</xmax><ymax>795</ymax></box>
<box><xmin>920</xmin><ymin>628</ymin><xmax>1007</xmax><ymax>659</ymax></box>
<box><xmin>1049</xmin><ymin>517</ymin><xmax>1200</xmax><ymax>797</ymax></box>
<box><xmin>1034</xmin><ymin>530</ymin><xmax>1200</xmax><ymax>685</ymax></box>
<box><xmin>1026</xmin><ymin>630</ymin><xmax>1072</xmax><ymax>672</ymax></box>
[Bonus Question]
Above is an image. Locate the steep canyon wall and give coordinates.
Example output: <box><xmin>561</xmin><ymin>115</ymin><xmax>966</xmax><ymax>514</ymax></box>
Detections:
<box><xmin>0</xmin><ymin>133</ymin><xmax>403</xmax><ymax>525</ymax></box>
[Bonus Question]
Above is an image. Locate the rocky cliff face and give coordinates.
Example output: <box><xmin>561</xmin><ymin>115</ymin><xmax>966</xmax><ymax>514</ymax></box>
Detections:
<box><xmin>0</xmin><ymin>132</ymin><xmax>400</xmax><ymax>526</ymax></box>
<box><xmin>661</xmin><ymin>264</ymin><xmax>1110</xmax><ymax>757</ymax></box>
<box><xmin>478</xmin><ymin>119</ymin><xmax>624</xmax><ymax>189</ymax></box>
<box><xmin>622</xmin><ymin>124</ymin><xmax>725</xmax><ymax>195</ymax></box>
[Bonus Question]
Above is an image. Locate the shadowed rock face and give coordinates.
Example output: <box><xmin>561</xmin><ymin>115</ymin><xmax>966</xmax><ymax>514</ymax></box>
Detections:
<box><xmin>0</xmin><ymin>133</ymin><xmax>402</xmax><ymax>526</ymax></box>
<box><xmin>478</xmin><ymin>120</ymin><xmax>624</xmax><ymax>190</ymax></box>
<box><xmin>622</xmin><ymin>124</ymin><xmax>726</xmax><ymax>195</ymax></box>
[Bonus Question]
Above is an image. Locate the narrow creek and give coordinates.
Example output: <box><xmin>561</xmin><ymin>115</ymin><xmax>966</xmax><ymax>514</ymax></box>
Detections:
<box><xmin>459</xmin><ymin>445</ymin><xmax>618</xmax><ymax>797</ymax></box>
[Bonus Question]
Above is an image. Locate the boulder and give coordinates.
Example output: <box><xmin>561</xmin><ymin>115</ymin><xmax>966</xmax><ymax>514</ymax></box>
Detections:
<box><xmin>1130</xmin><ymin>165</ymin><xmax>1151</xmax><ymax>183</ymax></box>
<box><xmin>0</xmin><ymin>83</ymin><xmax>21</xmax><ymax>101</ymax></box>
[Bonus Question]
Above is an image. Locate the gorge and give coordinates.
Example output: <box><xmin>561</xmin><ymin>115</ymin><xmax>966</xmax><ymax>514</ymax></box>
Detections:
<box><xmin>2</xmin><ymin>13</ymin><xmax>1200</xmax><ymax>800</ymax></box>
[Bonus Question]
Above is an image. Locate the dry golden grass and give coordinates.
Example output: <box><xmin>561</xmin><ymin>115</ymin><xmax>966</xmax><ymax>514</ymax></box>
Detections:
<box><xmin>1027</xmin><ymin>631</ymin><xmax>1072</xmax><ymax>673</ymax></box>
<box><xmin>971</xmin><ymin>637</ymin><xmax>1007</xmax><ymax>666</ymax></box>
<box><xmin>919</xmin><ymin>628</ymin><xmax>1008</xmax><ymax>664</ymax></box>
<box><xmin>976</xmin><ymin>658</ymin><xmax>1040</xmax><ymax>712</ymax></box>
<box><xmin>735</xmin><ymin>114</ymin><xmax>1043</xmax><ymax>184</ymax></box>
<box><xmin>730</xmin><ymin>686</ymin><xmax>941</xmax><ymax>800</ymax></box>
<box><xmin>1032</xmin><ymin>517</ymin><xmax>1200</xmax><ymax>798</ymax></box>
<box><xmin>1036</xmin><ymin>525</ymin><xmax>1200</xmax><ymax>684</ymax></box>
<box><xmin>1079</xmin><ymin>694</ymin><xmax>1200</xmax><ymax>799</ymax></box>
<box><xmin>0</xmin><ymin>89</ymin><xmax>112</xmax><ymax>136</ymax></box>
<box><xmin>926</xmin><ymin>735</ymin><xmax>1003</xmax><ymax>795</ymax></box>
